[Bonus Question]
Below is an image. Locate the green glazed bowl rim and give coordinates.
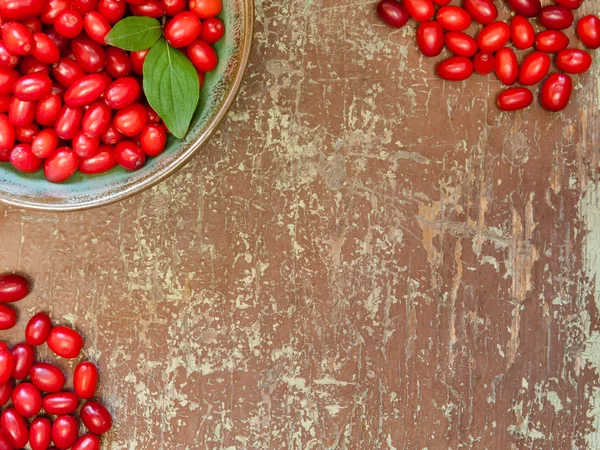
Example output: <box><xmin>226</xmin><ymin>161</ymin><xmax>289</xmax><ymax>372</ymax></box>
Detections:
<box><xmin>0</xmin><ymin>0</ymin><xmax>254</xmax><ymax>212</ymax></box>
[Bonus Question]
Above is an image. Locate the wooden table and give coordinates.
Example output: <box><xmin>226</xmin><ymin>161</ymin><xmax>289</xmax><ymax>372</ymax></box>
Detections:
<box><xmin>2</xmin><ymin>0</ymin><xmax>600</xmax><ymax>447</ymax></box>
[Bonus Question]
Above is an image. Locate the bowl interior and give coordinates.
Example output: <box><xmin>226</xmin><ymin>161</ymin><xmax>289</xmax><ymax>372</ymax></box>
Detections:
<box><xmin>0</xmin><ymin>0</ymin><xmax>252</xmax><ymax>211</ymax></box>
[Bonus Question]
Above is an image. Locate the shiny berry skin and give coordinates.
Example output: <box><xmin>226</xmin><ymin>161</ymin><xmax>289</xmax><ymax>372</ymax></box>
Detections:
<box><xmin>97</xmin><ymin>0</ymin><xmax>127</xmax><ymax>24</ymax></box>
<box><xmin>130</xmin><ymin>0</ymin><xmax>164</xmax><ymax>17</ymax></box>
<box><xmin>540</xmin><ymin>73</ymin><xmax>572</xmax><ymax>112</ymax></box>
<box><xmin>377</xmin><ymin>0</ymin><xmax>410</xmax><ymax>28</ymax></box>
<box><xmin>535</xmin><ymin>30</ymin><xmax>569</xmax><ymax>52</ymax></box>
<box><xmin>29</xmin><ymin>417</ymin><xmax>52</xmax><ymax>450</ymax></box>
<box><xmin>187</xmin><ymin>40</ymin><xmax>218</xmax><ymax>72</ymax></box>
<box><xmin>80</xmin><ymin>401</ymin><xmax>112</xmax><ymax>434</ymax></box>
<box><xmin>403</xmin><ymin>0</ymin><xmax>434</xmax><ymax>21</ymax></box>
<box><xmin>25</xmin><ymin>313</ymin><xmax>52</xmax><ymax>346</ymax></box>
<box><xmin>55</xmin><ymin>105</ymin><xmax>83</xmax><ymax>140</ymax></box>
<box><xmin>14</xmin><ymin>73</ymin><xmax>52</xmax><ymax>101</ymax></box>
<box><xmin>114</xmin><ymin>103</ymin><xmax>148</xmax><ymax>136</ymax></box>
<box><xmin>11</xmin><ymin>382</ymin><xmax>42</xmax><ymax>418</ymax></box>
<box><xmin>494</xmin><ymin>47</ymin><xmax>518</xmax><ymax>85</ymax></box>
<box><xmin>83</xmin><ymin>102</ymin><xmax>112</xmax><ymax>137</ymax></box>
<box><xmin>553</xmin><ymin>0</ymin><xmax>582</xmax><ymax>9</ymax></box>
<box><xmin>32</xmin><ymin>127</ymin><xmax>58</xmax><ymax>158</ymax></box>
<box><xmin>73</xmin><ymin>434</ymin><xmax>101</xmax><ymax>450</ymax></box>
<box><xmin>40</xmin><ymin>0</ymin><xmax>69</xmax><ymax>25</ymax></box>
<box><xmin>0</xmin><ymin>115</ymin><xmax>14</xmax><ymax>153</ymax></box>
<box><xmin>106</xmin><ymin>47</ymin><xmax>132</xmax><ymax>78</ymax></box>
<box><xmin>15</xmin><ymin>123</ymin><xmax>38</xmax><ymax>143</ymax></box>
<box><xmin>0</xmin><ymin>96</ymin><xmax>9</xmax><ymax>113</ymax></box>
<box><xmin>36</xmin><ymin>94</ymin><xmax>62</xmax><ymax>127</ymax></box>
<box><xmin>73</xmin><ymin>0</ymin><xmax>97</xmax><ymax>13</ymax></box>
<box><xmin>71</xmin><ymin>36</ymin><xmax>106</xmax><ymax>73</ymax></box>
<box><xmin>577</xmin><ymin>15</ymin><xmax>600</xmax><ymax>49</ymax></box>
<box><xmin>0</xmin><ymin>43</ymin><xmax>18</xmax><ymax>69</ymax></box>
<box><xmin>21</xmin><ymin>17</ymin><xmax>42</xmax><ymax>33</ymax></box>
<box><xmin>506</xmin><ymin>0</ymin><xmax>540</xmax><ymax>17</ymax></box>
<box><xmin>140</xmin><ymin>124</ymin><xmax>167</xmax><ymax>156</ymax></box>
<box><xmin>463</xmin><ymin>0</ymin><xmax>497</xmax><ymax>24</ymax></box>
<box><xmin>18</xmin><ymin>55</ymin><xmax>49</xmax><ymax>75</ymax></box>
<box><xmin>54</xmin><ymin>10</ymin><xmax>84</xmax><ymax>38</ymax></box>
<box><xmin>8</xmin><ymin>98</ymin><xmax>35</xmax><ymax>127</ymax></box>
<box><xmin>11</xmin><ymin>344</ymin><xmax>34</xmax><ymax>379</ymax></box>
<box><xmin>74</xmin><ymin>362</ymin><xmax>99</xmax><ymax>399</ymax></box>
<box><xmin>52</xmin><ymin>59</ymin><xmax>85</xmax><ymax>88</ymax></box>
<box><xmin>0</xmin><ymin>275</ymin><xmax>28</xmax><ymax>303</ymax></box>
<box><xmin>42</xmin><ymin>392</ymin><xmax>79</xmax><ymax>414</ymax></box>
<box><xmin>44</xmin><ymin>147</ymin><xmax>79</xmax><ymax>183</ymax></box>
<box><xmin>100</xmin><ymin>123</ymin><xmax>123</xmax><ymax>145</ymax></box>
<box><xmin>436</xmin><ymin>56</ymin><xmax>473</xmax><ymax>81</ymax></box>
<box><xmin>189</xmin><ymin>0</ymin><xmax>222</xmax><ymax>18</ymax></box>
<box><xmin>30</xmin><ymin>363</ymin><xmax>66</xmax><ymax>393</ymax></box>
<box><xmin>32</xmin><ymin>33</ymin><xmax>60</xmax><ymax>64</ymax></box>
<box><xmin>10</xmin><ymin>144</ymin><xmax>42</xmax><ymax>173</ymax></box>
<box><xmin>0</xmin><ymin>306</ymin><xmax>16</xmax><ymax>331</ymax></box>
<box><xmin>0</xmin><ymin>68</ymin><xmax>19</xmax><ymax>96</ymax></box>
<box><xmin>0</xmin><ymin>430</ymin><xmax>12</xmax><ymax>450</ymax></box>
<box><xmin>130</xmin><ymin>49</ymin><xmax>148</xmax><ymax>75</ymax></box>
<box><xmin>64</xmin><ymin>74</ymin><xmax>108</xmax><ymax>106</ymax></box>
<box><xmin>477</xmin><ymin>21</ymin><xmax>510</xmax><ymax>52</ymax></box>
<box><xmin>73</xmin><ymin>131</ymin><xmax>100</xmax><ymax>158</ymax></box>
<box><xmin>555</xmin><ymin>48</ymin><xmax>592</xmax><ymax>74</ymax></box>
<box><xmin>0</xmin><ymin>381</ymin><xmax>12</xmax><ymax>407</ymax></box>
<box><xmin>115</xmin><ymin>141</ymin><xmax>146</xmax><ymax>170</ymax></box>
<box><xmin>79</xmin><ymin>147</ymin><xmax>117</xmax><ymax>174</ymax></box>
<box><xmin>47</xmin><ymin>326</ymin><xmax>84</xmax><ymax>358</ymax></box>
<box><xmin>0</xmin><ymin>0</ymin><xmax>45</xmax><ymax>20</ymax></box>
<box><xmin>510</xmin><ymin>16</ymin><xmax>534</xmax><ymax>49</ymax></box>
<box><xmin>84</xmin><ymin>11</ymin><xmax>112</xmax><ymax>45</ymax></box>
<box><xmin>436</xmin><ymin>6</ymin><xmax>471</xmax><ymax>31</ymax></box>
<box><xmin>165</xmin><ymin>12</ymin><xmax>202</xmax><ymax>48</ymax></box>
<box><xmin>0</xmin><ymin>408</ymin><xmax>28</xmax><ymax>449</ymax></box>
<box><xmin>538</xmin><ymin>6</ymin><xmax>573</xmax><ymax>30</ymax></box>
<box><xmin>200</xmin><ymin>17</ymin><xmax>225</xmax><ymax>43</ymax></box>
<box><xmin>51</xmin><ymin>415</ymin><xmax>79</xmax><ymax>450</ymax></box>
<box><xmin>416</xmin><ymin>21</ymin><xmax>444</xmax><ymax>57</ymax></box>
<box><xmin>162</xmin><ymin>0</ymin><xmax>186</xmax><ymax>15</ymax></box>
<box><xmin>104</xmin><ymin>77</ymin><xmax>140</xmax><ymax>109</ymax></box>
<box><xmin>517</xmin><ymin>51</ymin><xmax>549</xmax><ymax>86</ymax></box>
<box><xmin>2</xmin><ymin>22</ymin><xmax>34</xmax><ymax>56</ymax></box>
<box><xmin>0</xmin><ymin>351</ymin><xmax>13</xmax><ymax>385</ymax></box>
<box><xmin>445</xmin><ymin>32</ymin><xmax>477</xmax><ymax>57</ymax></box>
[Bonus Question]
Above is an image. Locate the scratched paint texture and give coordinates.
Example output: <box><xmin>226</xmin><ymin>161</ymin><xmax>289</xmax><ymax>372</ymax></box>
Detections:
<box><xmin>2</xmin><ymin>0</ymin><xmax>600</xmax><ymax>448</ymax></box>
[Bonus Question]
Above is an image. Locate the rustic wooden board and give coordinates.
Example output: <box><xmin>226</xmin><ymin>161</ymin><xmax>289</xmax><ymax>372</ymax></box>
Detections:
<box><xmin>2</xmin><ymin>0</ymin><xmax>600</xmax><ymax>448</ymax></box>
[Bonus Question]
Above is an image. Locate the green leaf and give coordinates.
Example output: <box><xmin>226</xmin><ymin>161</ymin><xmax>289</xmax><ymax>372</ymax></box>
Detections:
<box><xmin>143</xmin><ymin>38</ymin><xmax>199</xmax><ymax>139</ymax></box>
<box><xmin>105</xmin><ymin>16</ymin><xmax>162</xmax><ymax>51</ymax></box>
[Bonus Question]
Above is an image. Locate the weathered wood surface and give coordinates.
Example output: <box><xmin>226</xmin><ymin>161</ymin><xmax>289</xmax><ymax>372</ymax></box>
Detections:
<box><xmin>2</xmin><ymin>0</ymin><xmax>600</xmax><ymax>448</ymax></box>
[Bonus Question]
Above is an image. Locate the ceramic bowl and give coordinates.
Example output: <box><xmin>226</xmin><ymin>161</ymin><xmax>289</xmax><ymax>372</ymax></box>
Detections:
<box><xmin>0</xmin><ymin>0</ymin><xmax>254</xmax><ymax>211</ymax></box>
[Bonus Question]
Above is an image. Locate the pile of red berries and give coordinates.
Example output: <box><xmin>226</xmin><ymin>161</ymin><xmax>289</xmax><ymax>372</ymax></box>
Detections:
<box><xmin>377</xmin><ymin>0</ymin><xmax>600</xmax><ymax>111</ymax></box>
<box><xmin>0</xmin><ymin>274</ymin><xmax>112</xmax><ymax>450</ymax></box>
<box><xmin>0</xmin><ymin>0</ymin><xmax>224</xmax><ymax>182</ymax></box>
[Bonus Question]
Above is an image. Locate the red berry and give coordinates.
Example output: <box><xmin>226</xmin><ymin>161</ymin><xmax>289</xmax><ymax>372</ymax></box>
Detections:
<box><xmin>47</xmin><ymin>326</ymin><xmax>84</xmax><ymax>358</ymax></box>
<box><xmin>187</xmin><ymin>40</ymin><xmax>218</xmax><ymax>72</ymax></box>
<box><xmin>84</xmin><ymin>11</ymin><xmax>112</xmax><ymax>44</ymax></box>
<box><xmin>51</xmin><ymin>415</ymin><xmax>79</xmax><ymax>450</ymax></box>
<box><xmin>10</xmin><ymin>144</ymin><xmax>42</xmax><ymax>173</ymax></box>
<box><xmin>42</xmin><ymin>392</ymin><xmax>79</xmax><ymax>414</ymax></box>
<box><xmin>114</xmin><ymin>103</ymin><xmax>148</xmax><ymax>136</ymax></box>
<box><xmin>79</xmin><ymin>146</ymin><xmax>117</xmax><ymax>174</ymax></box>
<box><xmin>200</xmin><ymin>17</ymin><xmax>225</xmax><ymax>43</ymax></box>
<box><xmin>29</xmin><ymin>417</ymin><xmax>52</xmax><ymax>450</ymax></box>
<box><xmin>115</xmin><ymin>140</ymin><xmax>146</xmax><ymax>170</ymax></box>
<box><xmin>74</xmin><ymin>362</ymin><xmax>99</xmax><ymax>399</ymax></box>
<box><xmin>577</xmin><ymin>15</ymin><xmax>600</xmax><ymax>49</ymax></box>
<box><xmin>0</xmin><ymin>408</ymin><xmax>28</xmax><ymax>449</ymax></box>
<box><xmin>540</xmin><ymin>73</ymin><xmax>572</xmax><ymax>112</ymax></box>
<box><xmin>189</xmin><ymin>0</ymin><xmax>222</xmax><ymax>18</ymax></box>
<box><xmin>11</xmin><ymin>344</ymin><xmax>34</xmax><ymax>379</ymax></box>
<box><xmin>80</xmin><ymin>401</ymin><xmax>112</xmax><ymax>434</ymax></box>
<box><xmin>11</xmin><ymin>382</ymin><xmax>42</xmax><ymax>418</ymax></box>
<box><xmin>54</xmin><ymin>10</ymin><xmax>84</xmax><ymax>38</ymax></box>
<box><xmin>30</xmin><ymin>363</ymin><xmax>66</xmax><ymax>393</ymax></box>
<box><xmin>165</xmin><ymin>12</ymin><xmax>202</xmax><ymax>48</ymax></box>
<box><xmin>140</xmin><ymin>123</ymin><xmax>167</xmax><ymax>156</ymax></box>
<box><xmin>2</xmin><ymin>22</ymin><xmax>34</xmax><ymax>56</ymax></box>
<box><xmin>44</xmin><ymin>147</ymin><xmax>79</xmax><ymax>183</ymax></box>
<box><xmin>25</xmin><ymin>313</ymin><xmax>52</xmax><ymax>346</ymax></box>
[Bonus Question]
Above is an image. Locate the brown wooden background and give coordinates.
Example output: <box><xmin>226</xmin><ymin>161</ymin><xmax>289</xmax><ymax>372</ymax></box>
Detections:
<box><xmin>2</xmin><ymin>0</ymin><xmax>600</xmax><ymax>448</ymax></box>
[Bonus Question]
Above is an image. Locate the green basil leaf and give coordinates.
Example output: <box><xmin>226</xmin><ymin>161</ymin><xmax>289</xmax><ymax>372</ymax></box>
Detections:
<box><xmin>105</xmin><ymin>16</ymin><xmax>162</xmax><ymax>51</ymax></box>
<box><xmin>143</xmin><ymin>38</ymin><xmax>199</xmax><ymax>139</ymax></box>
